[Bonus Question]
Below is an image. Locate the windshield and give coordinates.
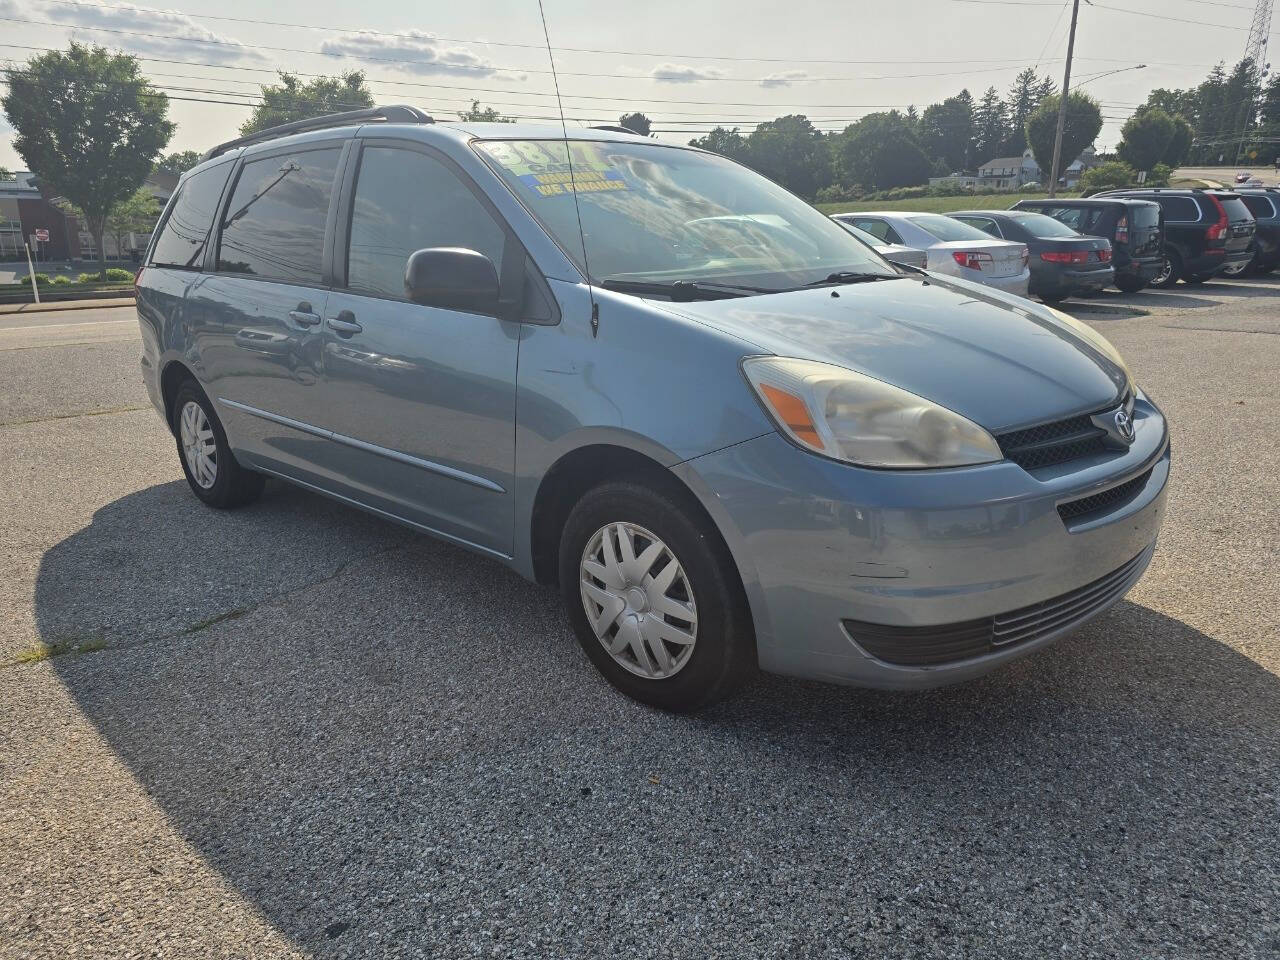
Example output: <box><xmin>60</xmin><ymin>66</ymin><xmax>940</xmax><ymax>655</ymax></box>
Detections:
<box><xmin>906</xmin><ymin>214</ymin><xmax>996</xmax><ymax>242</ymax></box>
<box><xmin>1007</xmin><ymin>212</ymin><xmax>1079</xmax><ymax>238</ymax></box>
<box><xmin>475</xmin><ymin>139</ymin><xmax>894</xmax><ymax>290</ymax></box>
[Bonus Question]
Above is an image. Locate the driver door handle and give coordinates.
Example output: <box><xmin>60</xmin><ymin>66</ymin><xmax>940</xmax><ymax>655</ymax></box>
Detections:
<box><xmin>327</xmin><ymin>312</ymin><xmax>362</xmax><ymax>335</ymax></box>
<box><xmin>288</xmin><ymin>304</ymin><xmax>321</xmax><ymax>326</ymax></box>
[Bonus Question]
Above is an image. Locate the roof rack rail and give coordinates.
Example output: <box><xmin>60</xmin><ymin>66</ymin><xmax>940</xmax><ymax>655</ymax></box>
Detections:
<box><xmin>201</xmin><ymin>105</ymin><xmax>434</xmax><ymax>161</ymax></box>
<box><xmin>590</xmin><ymin>124</ymin><xmax>644</xmax><ymax>135</ymax></box>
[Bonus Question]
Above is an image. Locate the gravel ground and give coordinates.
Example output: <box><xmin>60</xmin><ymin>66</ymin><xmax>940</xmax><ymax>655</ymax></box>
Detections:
<box><xmin>0</xmin><ymin>282</ymin><xmax>1277</xmax><ymax>959</ymax></box>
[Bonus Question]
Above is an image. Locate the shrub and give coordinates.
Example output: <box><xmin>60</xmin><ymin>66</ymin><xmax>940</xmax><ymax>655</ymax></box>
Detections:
<box><xmin>815</xmin><ymin>183</ymin><xmax>862</xmax><ymax>204</ymax></box>
<box><xmin>104</xmin><ymin>267</ymin><xmax>135</xmax><ymax>282</ymax></box>
<box><xmin>19</xmin><ymin>273</ymin><xmax>51</xmax><ymax>286</ymax></box>
<box><xmin>77</xmin><ymin>272</ymin><xmax>103</xmax><ymax>284</ymax></box>
<box><xmin>50</xmin><ymin>275</ymin><xmax>72</xmax><ymax>285</ymax></box>
<box><xmin>1080</xmin><ymin>160</ymin><xmax>1136</xmax><ymax>194</ymax></box>
<box><xmin>1147</xmin><ymin>163</ymin><xmax>1172</xmax><ymax>188</ymax></box>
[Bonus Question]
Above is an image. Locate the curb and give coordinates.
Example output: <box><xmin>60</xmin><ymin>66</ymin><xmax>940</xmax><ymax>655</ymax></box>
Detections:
<box><xmin>0</xmin><ymin>298</ymin><xmax>136</xmax><ymax>315</ymax></box>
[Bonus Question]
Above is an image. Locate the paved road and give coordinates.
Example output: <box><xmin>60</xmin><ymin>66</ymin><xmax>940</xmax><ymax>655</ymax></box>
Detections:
<box><xmin>1</xmin><ymin>284</ymin><xmax>1277</xmax><ymax>958</ymax></box>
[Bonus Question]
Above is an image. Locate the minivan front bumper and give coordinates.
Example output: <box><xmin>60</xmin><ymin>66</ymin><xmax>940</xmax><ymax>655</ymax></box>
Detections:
<box><xmin>677</xmin><ymin>393</ymin><xmax>1169</xmax><ymax>689</ymax></box>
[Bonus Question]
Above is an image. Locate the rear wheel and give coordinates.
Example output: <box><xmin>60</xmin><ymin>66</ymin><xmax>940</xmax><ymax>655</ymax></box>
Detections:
<box><xmin>1151</xmin><ymin>250</ymin><xmax>1181</xmax><ymax>289</ymax></box>
<box><xmin>1039</xmin><ymin>291</ymin><xmax>1068</xmax><ymax>304</ymax></box>
<box><xmin>1115</xmin><ymin>274</ymin><xmax>1147</xmax><ymax>293</ymax></box>
<box><xmin>172</xmin><ymin>380</ymin><xmax>264</xmax><ymax>508</ymax></box>
<box><xmin>558</xmin><ymin>481</ymin><xmax>753</xmax><ymax>711</ymax></box>
<box><xmin>1183</xmin><ymin>273</ymin><xmax>1209</xmax><ymax>285</ymax></box>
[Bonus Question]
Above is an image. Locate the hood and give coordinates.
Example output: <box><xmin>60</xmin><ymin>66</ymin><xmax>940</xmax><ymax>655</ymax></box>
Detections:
<box><xmin>658</xmin><ymin>275</ymin><xmax>1127</xmax><ymax>433</ymax></box>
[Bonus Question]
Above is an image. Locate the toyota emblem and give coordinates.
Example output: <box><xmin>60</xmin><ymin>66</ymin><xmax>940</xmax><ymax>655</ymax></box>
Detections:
<box><xmin>1114</xmin><ymin>409</ymin><xmax>1135</xmax><ymax>443</ymax></box>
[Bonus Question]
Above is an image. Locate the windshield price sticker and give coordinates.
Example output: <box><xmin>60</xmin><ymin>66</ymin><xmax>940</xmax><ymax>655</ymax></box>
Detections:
<box><xmin>484</xmin><ymin>141</ymin><xmax>629</xmax><ymax>197</ymax></box>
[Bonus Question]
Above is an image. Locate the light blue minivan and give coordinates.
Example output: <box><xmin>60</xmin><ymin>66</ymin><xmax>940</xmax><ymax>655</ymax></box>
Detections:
<box><xmin>137</xmin><ymin>106</ymin><xmax>1170</xmax><ymax>711</ymax></box>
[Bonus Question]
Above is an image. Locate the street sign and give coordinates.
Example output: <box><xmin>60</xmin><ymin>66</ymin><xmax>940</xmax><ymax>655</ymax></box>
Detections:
<box><xmin>34</xmin><ymin>228</ymin><xmax>49</xmax><ymax>242</ymax></box>
<box><xmin>1137</xmin><ymin>170</ymin><xmax>1147</xmax><ymax>184</ymax></box>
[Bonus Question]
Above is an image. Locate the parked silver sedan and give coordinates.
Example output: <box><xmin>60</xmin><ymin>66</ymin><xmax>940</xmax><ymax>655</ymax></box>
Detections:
<box><xmin>836</xmin><ymin>211</ymin><xmax>1031</xmax><ymax>296</ymax></box>
<box><xmin>832</xmin><ymin>217</ymin><xmax>929</xmax><ymax>270</ymax></box>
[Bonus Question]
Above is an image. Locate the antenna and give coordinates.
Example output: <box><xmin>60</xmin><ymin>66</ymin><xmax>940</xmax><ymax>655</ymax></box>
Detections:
<box><xmin>535</xmin><ymin>0</ymin><xmax>599</xmax><ymax>337</ymax></box>
<box><xmin>1235</xmin><ymin>0</ymin><xmax>1274</xmax><ymax>163</ymax></box>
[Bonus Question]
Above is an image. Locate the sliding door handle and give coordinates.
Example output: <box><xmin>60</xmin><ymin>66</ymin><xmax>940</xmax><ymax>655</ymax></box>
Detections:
<box><xmin>327</xmin><ymin>312</ymin><xmax>363</xmax><ymax>336</ymax></box>
<box><xmin>288</xmin><ymin>307</ymin><xmax>321</xmax><ymax>326</ymax></box>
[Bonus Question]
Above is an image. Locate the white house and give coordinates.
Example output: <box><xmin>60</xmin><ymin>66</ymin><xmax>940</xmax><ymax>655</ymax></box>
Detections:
<box><xmin>976</xmin><ymin>147</ymin><xmax>1099</xmax><ymax>191</ymax></box>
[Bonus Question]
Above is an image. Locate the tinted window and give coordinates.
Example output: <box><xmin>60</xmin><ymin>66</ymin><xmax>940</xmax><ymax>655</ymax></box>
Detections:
<box><xmin>1007</xmin><ymin>212</ymin><xmax>1079</xmax><ymax>238</ymax></box>
<box><xmin>957</xmin><ymin>217</ymin><xmax>1002</xmax><ymax>238</ymax></box>
<box><xmin>1242</xmin><ymin>195</ymin><xmax>1276</xmax><ymax>218</ymax></box>
<box><xmin>217</xmin><ymin>148</ymin><xmax>341</xmax><ymax>283</ymax></box>
<box><xmin>1218</xmin><ymin>197</ymin><xmax>1252</xmax><ymax>221</ymax></box>
<box><xmin>851</xmin><ymin>218</ymin><xmax>891</xmax><ymax>242</ymax></box>
<box><xmin>347</xmin><ymin>147</ymin><xmax>505</xmax><ymax>300</ymax></box>
<box><xmin>1128</xmin><ymin>204</ymin><xmax>1160</xmax><ymax>229</ymax></box>
<box><xmin>1039</xmin><ymin>206</ymin><xmax>1084</xmax><ymax>230</ymax></box>
<box><xmin>150</xmin><ymin>164</ymin><xmax>231</xmax><ymax>269</ymax></box>
<box><xmin>1158</xmin><ymin>196</ymin><xmax>1200</xmax><ymax>222</ymax></box>
<box><xmin>907</xmin><ymin>215</ymin><xmax>993</xmax><ymax>242</ymax></box>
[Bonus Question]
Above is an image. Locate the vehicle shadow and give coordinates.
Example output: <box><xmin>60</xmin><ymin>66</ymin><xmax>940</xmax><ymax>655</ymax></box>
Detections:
<box><xmin>38</xmin><ymin>483</ymin><xmax>1280</xmax><ymax>956</ymax></box>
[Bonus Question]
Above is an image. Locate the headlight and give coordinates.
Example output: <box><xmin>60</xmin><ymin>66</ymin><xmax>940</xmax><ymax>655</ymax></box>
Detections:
<box><xmin>743</xmin><ymin>357</ymin><xmax>1002</xmax><ymax>469</ymax></box>
<box><xmin>1044</xmin><ymin>306</ymin><xmax>1134</xmax><ymax>392</ymax></box>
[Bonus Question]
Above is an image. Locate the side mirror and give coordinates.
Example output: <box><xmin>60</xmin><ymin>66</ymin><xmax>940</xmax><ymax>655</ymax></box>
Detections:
<box><xmin>404</xmin><ymin>247</ymin><xmax>500</xmax><ymax>314</ymax></box>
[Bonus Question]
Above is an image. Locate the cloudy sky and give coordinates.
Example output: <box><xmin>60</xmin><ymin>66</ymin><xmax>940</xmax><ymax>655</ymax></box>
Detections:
<box><xmin>0</xmin><ymin>0</ymin><xmax>1268</xmax><ymax>172</ymax></box>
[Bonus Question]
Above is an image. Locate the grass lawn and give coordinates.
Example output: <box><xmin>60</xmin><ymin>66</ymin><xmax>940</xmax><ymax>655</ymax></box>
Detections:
<box><xmin>815</xmin><ymin>193</ymin><xmax>1082</xmax><ymax>215</ymax></box>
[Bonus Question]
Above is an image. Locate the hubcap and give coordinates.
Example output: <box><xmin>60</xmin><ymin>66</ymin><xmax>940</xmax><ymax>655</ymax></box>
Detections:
<box><xmin>179</xmin><ymin>400</ymin><xmax>218</xmax><ymax>489</ymax></box>
<box><xmin>1155</xmin><ymin>259</ymin><xmax>1172</xmax><ymax>284</ymax></box>
<box><xmin>579</xmin><ymin>522</ymin><xmax>697</xmax><ymax>680</ymax></box>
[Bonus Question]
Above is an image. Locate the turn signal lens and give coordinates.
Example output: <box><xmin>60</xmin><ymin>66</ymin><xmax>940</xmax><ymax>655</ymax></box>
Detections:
<box><xmin>758</xmin><ymin>384</ymin><xmax>825</xmax><ymax>451</ymax></box>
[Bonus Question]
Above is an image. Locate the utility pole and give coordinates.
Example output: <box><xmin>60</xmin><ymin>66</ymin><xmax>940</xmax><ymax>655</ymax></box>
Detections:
<box><xmin>1048</xmin><ymin>0</ymin><xmax>1081</xmax><ymax>199</ymax></box>
<box><xmin>1233</xmin><ymin>0</ymin><xmax>1273</xmax><ymax>163</ymax></box>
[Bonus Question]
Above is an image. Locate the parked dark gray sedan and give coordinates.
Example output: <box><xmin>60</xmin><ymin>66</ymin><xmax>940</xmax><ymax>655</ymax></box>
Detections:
<box><xmin>952</xmin><ymin>210</ymin><xmax>1114</xmax><ymax>302</ymax></box>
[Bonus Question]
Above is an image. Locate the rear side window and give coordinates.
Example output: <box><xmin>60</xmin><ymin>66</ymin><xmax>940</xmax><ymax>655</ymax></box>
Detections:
<box><xmin>346</xmin><ymin>146</ymin><xmax>505</xmax><ymax>300</ymax></box>
<box><xmin>217</xmin><ymin>148</ymin><xmax>342</xmax><ymax>283</ymax></box>
<box><xmin>1038</xmin><ymin>206</ymin><xmax>1084</xmax><ymax>230</ymax></box>
<box><xmin>150</xmin><ymin>164</ymin><xmax>231</xmax><ymax>269</ymax></box>
<box><xmin>1158</xmin><ymin>196</ymin><xmax>1200</xmax><ymax>222</ymax></box>
<box><xmin>956</xmin><ymin>217</ymin><xmax>1002</xmax><ymax>238</ymax></box>
<box><xmin>1007</xmin><ymin>212</ymin><xmax>1079</xmax><ymax>238</ymax></box>
<box><xmin>1242</xmin><ymin>195</ymin><xmax>1276</xmax><ymax>218</ymax></box>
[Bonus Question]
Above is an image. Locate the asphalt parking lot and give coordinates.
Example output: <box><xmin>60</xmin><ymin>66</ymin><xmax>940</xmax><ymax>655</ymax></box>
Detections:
<box><xmin>1</xmin><ymin>281</ymin><xmax>1277</xmax><ymax>959</ymax></box>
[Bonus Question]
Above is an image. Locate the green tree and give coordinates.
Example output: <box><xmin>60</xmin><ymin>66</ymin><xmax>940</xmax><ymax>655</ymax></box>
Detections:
<box><xmin>919</xmin><ymin>91</ymin><xmax>974</xmax><ymax>173</ymax></box>
<box><xmin>618</xmin><ymin>112</ymin><xmax>652</xmax><ymax>136</ymax></box>
<box><xmin>1</xmin><ymin>43</ymin><xmax>173</xmax><ymax>279</ymax></box>
<box><xmin>742</xmin><ymin>115</ymin><xmax>831</xmax><ymax>199</ymax></box>
<box><xmin>1116</xmin><ymin>109</ymin><xmax>1177</xmax><ymax>172</ymax></box>
<box><xmin>1002</xmin><ymin>68</ymin><xmax>1055</xmax><ymax>154</ymax></box>
<box><xmin>837</xmin><ymin>111</ymin><xmax>931</xmax><ymax>190</ymax></box>
<box><xmin>972</xmin><ymin>86</ymin><xmax>1009</xmax><ymax>164</ymax></box>
<box><xmin>1025</xmin><ymin>92</ymin><xmax>1103</xmax><ymax>184</ymax></box>
<box><xmin>1138</xmin><ymin>87</ymin><xmax>1199</xmax><ymax>127</ymax></box>
<box><xmin>241</xmin><ymin>71</ymin><xmax>373</xmax><ymax>135</ymax></box>
<box><xmin>688</xmin><ymin>126</ymin><xmax>749</xmax><ymax>162</ymax></box>
<box><xmin>1260</xmin><ymin>74</ymin><xmax>1280</xmax><ymax>164</ymax></box>
<box><xmin>1163</xmin><ymin>116</ymin><xmax>1195</xmax><ymax>167</ymax></box>
<box><xmin>457</xmin><ymin>100</ymin><xmax>512</xmax><ymax>122</ymax></box>
<box><xmin>58</xmin><ymin>187</ymin><xmax>161</xmax><ymax>259</ymax></box>
<box><xmin>158</xmin><ymin>150</ymin><xmax>202</xmax><ymax>176</ymax></box>
<box><xmin>1080</xmin><ymin>160</ymin><xmax>1136</xmax><ymax>193</ymax></box>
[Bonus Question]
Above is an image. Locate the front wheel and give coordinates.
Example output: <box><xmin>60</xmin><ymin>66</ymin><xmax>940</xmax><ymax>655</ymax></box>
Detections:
<box><xmin>1115</xmin><ymin>274</ymin><xmax>1147</xmax><ymax>293</ymax></box>
<box><xmin>558</xmin><ymin>481</ymin><xmax>754</xmax><ymax>711</ymax></box>
<box><xmin>172</xmin><ymin>380</ymin><xmax>265</xmax><ymax>508</ymax></box>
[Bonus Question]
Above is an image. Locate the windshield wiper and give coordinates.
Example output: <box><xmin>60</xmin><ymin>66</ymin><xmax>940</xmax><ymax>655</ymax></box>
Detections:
<box><xmin>600</xmin><ymin>278</ymin><xmax>779</xmax><ymax>301</ymax></box>
<box><xmin>804</xmin><ymin>271</ymin><xmax>901</xmax><ymax>287</ymax></box>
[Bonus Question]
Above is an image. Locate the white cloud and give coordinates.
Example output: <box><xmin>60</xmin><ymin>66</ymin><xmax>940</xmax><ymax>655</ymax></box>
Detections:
<box><xmin>319</xmin><ymin>29</ymin><xmax>523</xmax><ymax>80</ymax></box>
<box><xmin>0</xmin><ymin>0</ymin><xmax>23</xmax><ymax>17</ymax></box>
<box><xmin>649</xmin><ymin>62</ymin><xmax>726</xmax><ymax>84</ymax></box>
<box><xmin>36</xmin><ymin>1</ymin><xmax>256</xmax><ymax>64</ymax></box>
<box><xmin>759</xmin><ymin>70</ymin><xmax>809</xmax><ymax>88</ymax></box>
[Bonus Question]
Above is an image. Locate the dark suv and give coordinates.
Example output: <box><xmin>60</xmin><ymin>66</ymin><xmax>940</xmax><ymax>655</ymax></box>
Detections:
<box><xmin>1092</xmin><ymin>188</ymin><xmax>1255</xmax><ymax>287</ymax></box>
<box><xmin>1011</xmin><ymin>197</ymin><xmax>1162</xmax><ymax>292</ymax></box>
<box><xmin>1232</xmin><ymin>189</ymin><xmax>1279</xmax><ymax>275</ymax></box>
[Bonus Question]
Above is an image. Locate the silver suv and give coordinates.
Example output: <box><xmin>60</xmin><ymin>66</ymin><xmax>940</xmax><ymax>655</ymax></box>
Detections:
<box><xmin>138</xmin><ymin>106</ymin><xmax>1170</xmax><ymax>711</ymax></box>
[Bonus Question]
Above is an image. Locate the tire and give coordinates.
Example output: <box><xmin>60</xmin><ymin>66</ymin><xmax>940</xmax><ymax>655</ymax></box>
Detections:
<box><xmin>1039</xmin><ymin>291</ymin><xmax>1068</xmax><ymax>304</ymax></box>
<box><xmin>1182</xmin><ymin>273</ymin><xmax>1208</xmax><ymax>285</ymax></box>
<box><xmin>171</xmin><ymin>379</ymin><xmax>265</xmax><ymax>508</ymax></box>
<box><xmin>1115</xmin><ymin>274</ymin><xmax>1146</xmax><ymax>293</ymax></box>
<box><xmin>1221</xmin><ymin>257</ymin><xmax>1251</xmax><ymax>277</ymax></box>
<box><xmin>558</xmin><ymin>480</ymin><xmax>754</xmax><ymax>712</ymax></box>
<box><xmin>1151</xmin><ymin>250</ymin><xmax>1181</xmax><ymax>289</ymax></box>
